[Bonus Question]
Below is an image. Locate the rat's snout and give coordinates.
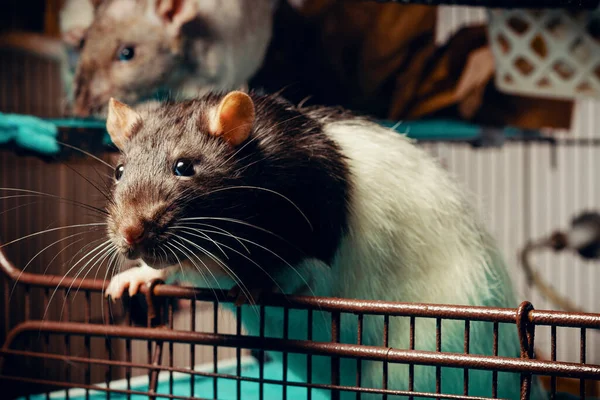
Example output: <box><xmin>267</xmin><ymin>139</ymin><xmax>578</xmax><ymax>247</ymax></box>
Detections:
<box><xmin>116</xmin><ymin>216</ymin><xmax>149</xmax><ymax>260</ymax></box>
<box><xmin>112</xmin><ymin>200</ymin><xmax>172</xmax><ymax>260</ymax></box>
<box><xmin>121</xmin><ymin>223</ymin><xmax>145</xmax><ymax>246</ymax></box>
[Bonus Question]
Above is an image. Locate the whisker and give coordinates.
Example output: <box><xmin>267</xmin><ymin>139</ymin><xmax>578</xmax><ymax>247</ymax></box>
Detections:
<box><xmin>191</xmin><ymin>186</ymin><xmax>312</xmax><ymax>231</ymax></box>
<box><xmin>177</xmin><ymin>222</ymin><xmax>249</xmax><ymax>253</ymax></box>
<box><xmin>170</xmin><ymin>235</ymin><xmax>258</xmax><ymax>311</ymax></box>
<box><xmin>167</xmin><ymin>238</ymin><xmax>253</xmax><ymax>307</ymax></box>
<box><xmin>65</xmin><ymin>243</ymin><xmax>115</xmax><ymax>317</ymax></box>
<box><xmin>164</xmin><ymin>243</ymin><xmax>189</xmax><ymax>286</ymax></box>
<box><xmin>43</xmin><ymin>240</ymin><xmax>112</xmax><ymax>321</ymax></box>
<box><xmin>0</xmin><ymin>200</ymin><xmax>42</xmax><ymax>217</ymax></box>
<box><xmin>42</xmin><ymin>237</ymin><xmax>89</xmax><ymax>277</ymax></box>
<box><xmin>56</xmin><ymin>141</ymin><xmax>114</xmax><ymax>169</ymax></box>
<box><xmin>182</xmin><ymin>226</ymin><xmax>317</xmax><ymax>301</ymax></box>
<box><xmin>168</xmin><ymin>240</ymin><xmax>222</xmax><ymax>303</ymax></box>
<box><xmin>100</xmin><ymin>248</ymin><xmax>120</xmax><ymax>325</ymax></box>
<box><xmin>176</xmin><ymin>228</ymin><xmax>284</xmax><ymax>297</ymax></box>
<box><xmin>171</xmin><ymin>226</ymin><xmax>228</xmax><ymax>259</ymax></box>
<box><xmin>0</xmin><ymin>188</ymin><xmax>109</xmax><ymax>216</ymax></box>
<box><xmin>10</xmin><ymin>231</ymin><xmax>99</xmax><ymax>300</ymax></box>
<box><xmin>0</xmin><ymin>223</ymin><xmax>107</xmax><ymax>249</ymax></box>
<box><xmin>179</xmin><ymin>217</ymin><xmax>285</xmax><ymax>242</ymax></box>
<box><xmin>60</xmin><ymin>162</ymin><xmax>114</xmax><ymax>205</ymax></box>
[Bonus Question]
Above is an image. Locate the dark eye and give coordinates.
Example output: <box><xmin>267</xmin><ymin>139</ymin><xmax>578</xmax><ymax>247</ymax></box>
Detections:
<box><xmin>115</xmin><ymin>164</ymin><xmax>124</xmax><ymax>181</ymax></box>
<box><xmin>173</xmin><ymin>159</ymin><xmax>195</xmax><ymax>177</ymax></box>
<box><xmin>117</xmin><ymin>46</ymin><xmax>135</xmax><ymax>62</ymax></box>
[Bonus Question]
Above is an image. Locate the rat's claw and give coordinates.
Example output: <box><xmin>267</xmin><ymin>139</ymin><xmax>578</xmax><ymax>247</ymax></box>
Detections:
<box><xmin>105</xmin><ymin>265</ymin><xmax>167</xmax><ymax>301</ymax></box>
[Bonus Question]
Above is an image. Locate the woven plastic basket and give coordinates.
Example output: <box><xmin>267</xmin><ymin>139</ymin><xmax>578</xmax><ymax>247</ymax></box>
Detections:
<box><xmin>487</xmin><ymin>8</ymin><xmax>600</xmax><ymax>99</ymax></box>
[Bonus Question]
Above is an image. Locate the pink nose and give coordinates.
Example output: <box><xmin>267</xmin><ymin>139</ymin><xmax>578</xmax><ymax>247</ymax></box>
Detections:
<box><xmin>121</xmin><ymin>224</ymin><xmax>145</xmax><ymax>245</ymax></box>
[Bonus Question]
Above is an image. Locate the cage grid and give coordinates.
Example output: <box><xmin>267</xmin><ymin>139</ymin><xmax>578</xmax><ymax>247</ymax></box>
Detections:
<box><xmin>2</xmin><ymin>2</ymin><xmax>600</xmax><ymax>400</ymax></box>
<box><xmin>1</xmin><ymin>244</ymin><xmax>599</xmax><ymax>400</ymax></box>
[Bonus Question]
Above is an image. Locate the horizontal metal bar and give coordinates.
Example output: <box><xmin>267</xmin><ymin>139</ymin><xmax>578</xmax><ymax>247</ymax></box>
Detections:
<box><xmin>0</xmin><ymin>350</ymin><xmax>503</xmax><ymax>400</ymax></box>
<box><xmin>2</xmin><ymin>245</ymin><xmax>599</xmax><ymax>327</ymax></box>
<box><xmin>4</xmin><ymin>321</ymin><xmax>600</xmax><ymax>380</ymax></box>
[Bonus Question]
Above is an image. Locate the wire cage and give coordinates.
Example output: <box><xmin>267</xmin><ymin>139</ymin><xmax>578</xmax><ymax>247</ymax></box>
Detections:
<box><xmin>2</xmin><ymin>1</ymin><xmax>600</xmax><ymax>400</ymax></box>
<box><xmin>1</xmin><ymin>247</ymin><xmax>600</xmax><ymax>400</ymax></box>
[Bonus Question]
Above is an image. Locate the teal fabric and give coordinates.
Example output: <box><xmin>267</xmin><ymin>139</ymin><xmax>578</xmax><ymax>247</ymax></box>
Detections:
<box><xmin>380</xmin><ymin>119</ymin><xmax>482</xmax><ymax>141</ymax></box>
<box><xmin>26</xmin><ymin>359</ymin><xmax>331</xmax><ymax>400</ymax></box>
<box><xmin>0</xmin><ymin>114</ymin><xmax>108</xmax><ymax>156</ymax></box>
<box><xmin>380</xmin><ymin>119</ymin><xmax>526</xmax><ymax>141</ymax></box>
<box><xmin>0</xmin><ymin>113</ymin><xmax>60</xmax><ymax>154</ymax></box>
<box><xmin>23</xmin><ymin>357</ymin><xmax>591</xmax><ymax>400</ymax></box>
<box><xmin>0</xmin><ymin>112</ymin><xmax>534</xmax><ymax>158</ymax></box>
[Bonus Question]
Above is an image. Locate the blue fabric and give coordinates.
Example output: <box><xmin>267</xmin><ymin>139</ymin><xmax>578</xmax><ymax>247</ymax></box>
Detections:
<box><xmin>23</xmin><ymin>357</ymin><xmax>593</xmax><ymax>400</ymax></box>
<box><xmin>0</xmin><ymin>113</ymin><xmax>60</xmax><ymax>154</ymax></box>
<box><xmin>26</xmin><ymin>359</ymin><xmax>331</xmax><ymax>400</ymax></box>
<box><xmin>0</xmin><ymin>114</ymin><xmax>108</xmax><ymax>156</ymax></box>
<box><xmin>0</xmin><ymin>113</ymin><xmax>537</xmax><ymax>158</ymax></box>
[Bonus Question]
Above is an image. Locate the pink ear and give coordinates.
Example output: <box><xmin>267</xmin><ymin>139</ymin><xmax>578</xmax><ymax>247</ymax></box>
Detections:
<box><xmin>61</xmin><ymin>27</ymin><xmax>86</xmax><ymax>48</ymax></box>
<box><xmin>209</xmin><ymin>91</ymin><xmax>255</xmax><ymax>147</ymax></box>
<box><xmin>156</xmin><ymin>0</ymin><xmax>198</xmax><ymax>34</ymax></box>
<box><xmin>106</xmin><ymin>98</ymin><xmax>142</xmax><ymax>150</ymax></box>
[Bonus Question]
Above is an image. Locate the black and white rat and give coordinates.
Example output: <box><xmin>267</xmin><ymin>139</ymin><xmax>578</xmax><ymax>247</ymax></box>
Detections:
<box><xmin>71</xmin><ymin>0</ymin><xmax>276</xmax><ymax>117</ymax></box>
<box><xmin>103</xmin><ymin>91</ymin><xmax>545</xmax><ymax>399</ymax></box>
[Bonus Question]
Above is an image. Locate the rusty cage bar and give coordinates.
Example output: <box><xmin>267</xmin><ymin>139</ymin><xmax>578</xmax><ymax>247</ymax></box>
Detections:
<box><xmin>1</xmin><ymin>242</ymin><xmax>600</xmax><ymax>399</ymax></box>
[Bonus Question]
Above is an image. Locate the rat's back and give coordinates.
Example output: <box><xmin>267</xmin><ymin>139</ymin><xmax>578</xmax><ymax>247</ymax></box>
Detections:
<box><xmin>279</xmin><ymin>115</ymin><xmax>546</xmax><ymax>399</ymax></box>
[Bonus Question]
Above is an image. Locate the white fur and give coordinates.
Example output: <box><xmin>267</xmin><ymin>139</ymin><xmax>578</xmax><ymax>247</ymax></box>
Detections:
<box><xmin>105</xmin><ymin>0</ymin><xmax>138</xmax><ymax>21</ymax></box>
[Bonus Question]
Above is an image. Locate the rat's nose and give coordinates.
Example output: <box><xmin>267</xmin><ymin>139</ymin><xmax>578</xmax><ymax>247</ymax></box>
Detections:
<box><xmin>121</xmin><ymin>224</ymin><xmax>145</xmax><ymax>245</ymax></box>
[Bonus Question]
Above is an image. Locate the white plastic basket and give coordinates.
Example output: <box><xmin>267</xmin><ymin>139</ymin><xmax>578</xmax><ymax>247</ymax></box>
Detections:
<box><xmin>487</xmin><ymin>8</ymin><xmax>600</xmax><ymax>100</ymax></box>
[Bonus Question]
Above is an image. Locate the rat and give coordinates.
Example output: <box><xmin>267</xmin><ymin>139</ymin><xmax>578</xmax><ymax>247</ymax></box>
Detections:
<box><xmin>102</xmin><ymin>91</ymin><xmax>545</xmax><ymax>399</ymax></box>
<box><xmin>71</xmin><ymin>0</ymin><xmax>276</xmax><ymax>117</ymax></box>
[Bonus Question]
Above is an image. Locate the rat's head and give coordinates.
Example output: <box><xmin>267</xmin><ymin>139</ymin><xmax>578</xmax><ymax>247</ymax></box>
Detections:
<box><xmin>105</xmin><ymin>91</ymin><xmax>256</xmax><ymax>266</ymax></box>
<box><xmin>72</xmin><ymin>0</ymin><xmax>201</xmax><ymax>117</ymax></box>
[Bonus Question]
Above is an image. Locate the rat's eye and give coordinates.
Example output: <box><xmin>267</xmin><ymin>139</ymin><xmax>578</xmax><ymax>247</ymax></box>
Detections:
<box><xmin>114</xmin><ymin>164</ymin><xmax>125</xmax><ymax>181</ymax></box>
<box><xmin>173</xmin><ymin>159</ymin><xmax>195</xmax><ymax>177</ymax></box>
<box><xmin>117</xmin><ymin>46</ymin><xmax>135</xmax><ymax>62</ymax></box>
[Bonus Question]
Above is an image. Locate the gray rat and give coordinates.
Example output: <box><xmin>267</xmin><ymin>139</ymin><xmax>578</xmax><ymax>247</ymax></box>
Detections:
<box><xmin>102</xmin><ymin>91</ymin><xmax>545</xmax><ymax>399</ymax></box>
<box><xmin>71</xmin><ymin>0</ymin><xmax>276</xmax><ymax>117</ymax></box>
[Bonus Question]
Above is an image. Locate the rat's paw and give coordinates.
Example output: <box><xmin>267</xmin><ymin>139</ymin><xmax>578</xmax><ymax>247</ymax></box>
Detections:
<box><xmin>105</xmin><ymin>266</ymin><xmax>167</xmax><ymax>300</ymax></box>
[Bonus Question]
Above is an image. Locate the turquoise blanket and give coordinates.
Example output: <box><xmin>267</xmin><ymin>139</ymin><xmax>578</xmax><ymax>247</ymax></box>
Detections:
<box><xmin>22</xmin><ymin>356</ymin><xmax>591</xmax><ymax>400</ymax></box>
<box><xmin>0</xmin><ymin>113</ymin><xmax>545</xmax><ymax>157</ymax></box>
<box><xmin>26</xmin><ymin>358</ymin><xmax>331</xmax><ymax>400</ymax></box>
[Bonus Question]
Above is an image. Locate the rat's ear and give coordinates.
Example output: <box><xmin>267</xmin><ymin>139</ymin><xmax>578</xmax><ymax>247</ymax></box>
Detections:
<box><xmin>209</xmin><ymin>91</ymin><xmax>255</xmax><ymax>147</ymax></box>
<box><xmin>106</xmin><ymin>98</ymin><xmax>142</xmax><ymax>150</ymax></box>
<box><xmin>61</xmin><ymin>27</ymin><xmax>87</xmax><ymax>49</ymax></box>
<box><xmin>155</xmin><ymin>0</ymin><xmax>198</xmax><ymax>36</ymax></box>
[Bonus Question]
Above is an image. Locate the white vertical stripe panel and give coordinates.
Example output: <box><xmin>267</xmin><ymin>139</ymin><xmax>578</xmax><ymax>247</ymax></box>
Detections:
<box><xmin>434</xmin><ymin>7</ymin><xmax>600</xmax><ymax>363</ymax></box>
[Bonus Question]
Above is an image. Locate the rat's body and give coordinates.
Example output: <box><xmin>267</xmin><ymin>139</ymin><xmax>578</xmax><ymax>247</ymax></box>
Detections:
<box><xmin>72</xmin><ymin>0</ymin><xmax>276</xmax><ymax>117</ymax></box>
<box><xmin>104</xmin><ymin>92</ymin><xmax>544</xmax><ymax>399</ymax></box>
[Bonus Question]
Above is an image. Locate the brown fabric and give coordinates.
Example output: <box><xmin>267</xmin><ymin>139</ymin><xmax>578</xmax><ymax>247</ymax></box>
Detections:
<box><xmin>286</xmin><ymin>0</ymin><xmax>573</xmax><ymax>130</ymax></box>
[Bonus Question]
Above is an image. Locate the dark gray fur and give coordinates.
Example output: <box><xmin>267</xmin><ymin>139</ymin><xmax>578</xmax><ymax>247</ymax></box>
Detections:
<box><xmin>108</xmin><ymin>92</ymin><xmax>351</xmax><ymax>288</ymax></box>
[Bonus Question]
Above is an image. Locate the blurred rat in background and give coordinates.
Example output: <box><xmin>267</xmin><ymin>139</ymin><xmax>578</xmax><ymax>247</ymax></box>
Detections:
<box><xmin>71</xmin><ymin>0</ymin><xmax>277</xmax><ymax>117</ymax></box>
